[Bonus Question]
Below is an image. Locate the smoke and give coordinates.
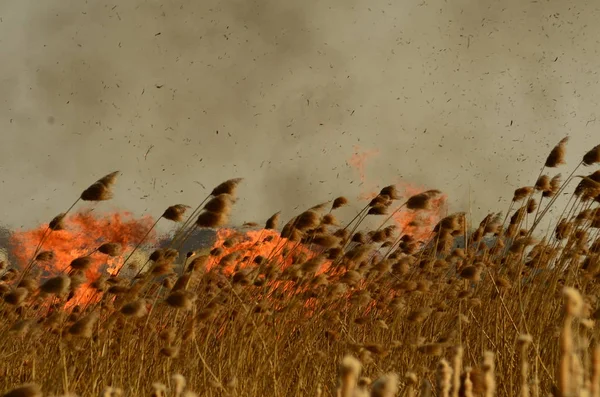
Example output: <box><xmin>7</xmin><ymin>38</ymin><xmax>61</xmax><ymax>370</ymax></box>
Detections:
<box><xmin>0</xmin><ymin>0</ymin><xmax>598</xmax><ymax>231</ymax></box>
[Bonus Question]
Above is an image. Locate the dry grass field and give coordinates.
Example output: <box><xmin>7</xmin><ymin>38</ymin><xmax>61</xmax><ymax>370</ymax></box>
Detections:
<box><xmin>1</xmin><ymin>137</ymin><xmax>600</xmax><ymax>397</ymax></box>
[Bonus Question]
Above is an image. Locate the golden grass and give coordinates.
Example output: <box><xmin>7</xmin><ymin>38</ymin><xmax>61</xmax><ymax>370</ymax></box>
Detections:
<box><xmin>1</xmin><ymin>137</ymin><xmax>600</xmax><ymax>396</ymax></box>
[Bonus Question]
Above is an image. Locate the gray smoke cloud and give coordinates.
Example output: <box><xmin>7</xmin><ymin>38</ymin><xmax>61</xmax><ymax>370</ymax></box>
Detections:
<box><xmin>0</xmin><ymin>0</ymin><xmax>597</xmax><ymax>232</ymax></box>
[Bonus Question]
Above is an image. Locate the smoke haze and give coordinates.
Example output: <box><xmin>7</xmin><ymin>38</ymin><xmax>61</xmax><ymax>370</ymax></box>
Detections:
<box><xmin>0</xmin><ymin>0</ymin><xmax>598</xmax><ymax>231</ymax></box>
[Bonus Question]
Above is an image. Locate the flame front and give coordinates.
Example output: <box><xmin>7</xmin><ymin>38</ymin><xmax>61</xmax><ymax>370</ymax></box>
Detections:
<box><xmin>207</xmin><ymin>228</ymin><xmax>331</xmax><ymax>276</ymax></box>
<box><xmin>9</xmin><ymin>210</ymin><xmax>157</xmax><ymax>306</ymax></box>
<box><xmin>348</xmin><ymin>146</ymin><xmax>448</xmax><ymax>242</ymax></box>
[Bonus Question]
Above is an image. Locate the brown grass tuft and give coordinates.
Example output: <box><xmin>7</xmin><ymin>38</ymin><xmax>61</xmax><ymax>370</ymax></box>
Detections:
<box><xmin>583</xmin><ymin>144</ymin><xmax>600</xmax><ymax>166</ymax></box>
<box><xmin>68</xmin><ymin>312</ymin><xmax>99</xmax><ymax>338</ymax></box>
<box><xmin>196</xmin><ymin>211</ymin><xmax>227</xmax><ymax>228</ymax></box>
<box><xmin>35</xmin><ymin>251</ymin><xmax>54</xmax><ymax>262</ymax></box>
<box><xmin>40</xmin><ymin>275</ymin><xmax>70</xmax><ymax>295</ymax></box>
<box><xmin>380</xmin><ymin>185</ymin><xmax>401</xmax><ymax>200</ymax></box>
<box><xmin>371</xmin><ymin>373</ymin><xmax>399</xmax><ymax>397</ymax></box>
<box><xmin>543</xmin><ymin>174</ymin><xmax>562</xmax><ymax>198</ymax></box>
<box><xmin>203</xmin><ymin>194</ymin><xmax>233</xmax><ymax>214</ymax></box>
<box><xmin>80</xmin><ymin>171</ymin><xmax>120</xmax><ymax>201</ymax></box>
<box><xmin>162</xmin><ymin>204</ymin><xmax>190</xmax><ymax>222</ymax></box>
<box><xmin>513</xmin><ymin>187</ymin><xmax>534</xmax><ymax>202</ymax></box>
<box><xmin>210</xmin><ymin>178</ymin><xmax>243</xmax><ymax>197</ymax></box>
<box><xmin>368</xmin><ymin>204</ymin><xmax>388</xmax><ymax>215</ymax></box>
<box><xmin>332</xmin><ymin>196</ymin><xmax>349</xmax><ymax>210</ymax></box>
<box><xmin>48</xmin><ymin>213</ymin><xmax>66</xmax><ymax>231</ymax></box>
<box><xmin>98</xmin><ymin>242</ymin><xmax>122</xmax><ymax>256</ymax></box>
<box><xmin>120</xmin><ymin>299</ymin><xmax>148</xmax><ymax>317</ymax></box>
<box><xmin>265</xmin><ymin>211</ymin><xmax>280</xmax><ymax>230</ymax></box>
<box><xmin>545</xmin><ymin>136</ymin><xmax>568</xmax><ymax>167</ymax></box>
<box><xmin>338</xmin><ymin>355</ymin><xmax>361</xmax><ymax>397</ymax></box>
<box><xmin>406</xmin><ymin>190</ymin><xmax>442</xmax><ymax>210</ymax></box>
<box><xmin>4</xmin><ymin>288</ymin><xmax>28</xmax><ymax>306</ymax></box>
<box><xmin>166</xmin><ymin>291</ymin><xmax>194</xmax><ymax>310</ymax></box>
<box><xmin>69</xmin><ymin>256</ymin><xmax>93</xmax><ymax>271</ymax></box>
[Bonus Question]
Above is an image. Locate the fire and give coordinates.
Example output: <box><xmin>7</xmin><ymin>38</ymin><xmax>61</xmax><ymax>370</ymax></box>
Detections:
<box><xmin>348</xmin><ymin>145</ymin><xmax>380</xmax><ymax>182</ymax></box>
<box><xmin>348</xmin><ymin>145</ymin><xmax>380</xmax><ymax>199</ymax></box>
<box><xmin>9</xmin><ymin>210</ymin><xmax>157</xmax><ymax>306</ymax></box>
<box><xmin>207</xmin><ymin>228</ymin><xmax>330</xmax><ymax>276</ymax></box>
<box><xmin>348</xmin><ymin>146</ymin><xmax>448</xmax><ymax>242</ymax></box>
<box><xmin>205</xmin><ymin>146</ymin><xmax>449</xmax><ymax>284</ymax></box>
<box><xmin>392</xmin><ymin>185</ymin><xmax>447</xmax><ymax>242</ymax></box>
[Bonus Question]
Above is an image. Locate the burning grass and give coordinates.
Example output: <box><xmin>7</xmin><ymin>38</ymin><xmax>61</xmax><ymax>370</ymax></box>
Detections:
<box><xmin>1</xmin><ymin>138</ymin><xmax>600</xmax><ymax>396</ymax></box>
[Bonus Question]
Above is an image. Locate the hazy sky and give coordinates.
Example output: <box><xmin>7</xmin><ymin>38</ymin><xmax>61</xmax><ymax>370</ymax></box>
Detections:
<box><xmin>0</xmin><ymin>0</ymin><xmax>598</xmax><ymax>232</ymax></box>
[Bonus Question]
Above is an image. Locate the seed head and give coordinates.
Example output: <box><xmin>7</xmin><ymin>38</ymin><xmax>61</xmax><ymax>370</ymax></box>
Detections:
<box><xmin>40</xmin><ymin>275</ymin><xmax>71</xmax><ymax>295</ymax></box>
<box><xmin>187</xmin><ymin>255</ymin><xmax>208</xmax><ymax>273</ymax></box>
<box><xmin>460</xmin><ymin>265</ymin><xmax>482</xmax><ymax>282</ymax></box>
<box><xmin>210</xmin><ymin>178</ymin><xmax>243</xmax><ymax>197</ymax></box>
<box><xmin>70</xmin><ymin>256</ymin><xmax>93</xmax><ymax>271</ymax></box>
<box><xmin>68</xmin><ymin>312</ymin><xmax>99</xmax><ymax>338</ymax></box>
<box><xmin>196</xmin><ymin>211</ymin><xmax>227</xmax><ymax>228</ymax></box>
<box><xmin>98</xmin><ymin>243</ymin><xmax>122</xmax><ymax>257</ymax></box>
<box><xmin>300</xmin><ymin>256</ymin><xmax>326</xmax><ymax>274</ymax></box>
<box><xmin>295</xmin><ymin>210</ymin><xmax>321</xmax><ymax>231</ymax></box>
<box><xmin>35</xmin><ymin>251</ymin><xmax>54</xmax><ymax>262</ymax></box>
<box><xmin>48</xmin><ymin>213</ymin><xmax>66</xmax><ymax>231</ymax></box>
<box><xmin>162</xmin><ymin>204</ymin><xmax>190</xmax><ymax>222</ymax></box>
<box><xmin>322</xmin><ymin>213</ymin><xmax>338</xmax><ymax>226</ymax></box>
<box><xmin>513</xmin><ymin>187</ymin><xmax>534</xmax><ymax>202</ymax></box>
<box><xmin>107</xmin><ymin>285</ymin><xmax>129</xmax><ymax>295</ymax></box>
<box><xmin>583</xmin><ymin>144</ymin><xmax>600</xmax><ymax>166</ymax></box>
<box><xmin>81</xmin><ymin>171</ymin><xmax>119</xmax><ymax>201</ymax></box>
<box><xmin>4</xmin><ymin>288</ymin><xmax>28</xmax><ymax>306</ymax></box>
<box><xmin>121</xmin><ymin>299</ymin><xmax>148</xmax><ymax>317</ymax></box>
<box><xmin>543</xmin><ymin>174</ymin><xmax>562</xmax><ymax>198</ymax></box>
<box><xmin>332</xmin><ymin>196</ymin><xmax>349</xmax><ymax>210</ymax></box>
<box><xmin>534</xmin><ymin>175</ymin><xmax>550</xmax><ymax>192</ymax></box>
<box><xmin>370</xmin><ymin>195</ymin><xmax>390</xmax><ymax>207</ymax></box>
<box><xmin>406</xmin><ymin>190</ymin><xmax>442</xmax><ymax>210</ymax></box>
<box><xmin>166</xmin><ymin>290</ymin><xmax>194</xmax><ymax>310</ymax></box>
<box><xmin>545</xmin><ymin>137</ymin><xmax>568</xmax><ymax>167</ymax></box>
<box><xmin>265</xmin><ymin>212</ymin><xmax>280</xmax><ymax>230</ymax></box>
<box><xmin>368</xmin><ymin>204</ymin><xmax>388</xmax><ymax>215</ymax></box>
<box><xmin>380</xmin><ymin>185</ymin><xmax>401</xmax><ymax>200</ymax></box>
<box><xmin>527</xmin><ymin>198</ymin><xmax>537</xmax><ymax>214</ymax></box>
<box><xmin>371</xmin><ymin>373</ymin><xmax>399</xmax><ymax>397</ymax></box>
<box><xmin>203</xmin><ymin>194</ymin><xmax>233</xmax><ymax>214</ymax></box>
<box><xmin>312</xmin><ymin>234</ymin><xmax>340</xmax><ymax>248</ymax></box>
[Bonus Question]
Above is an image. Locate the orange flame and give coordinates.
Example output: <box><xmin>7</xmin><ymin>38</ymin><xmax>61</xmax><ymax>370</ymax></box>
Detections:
<box><xmin>348</xmin><ymin>146</ymin><xmax>448</xmax><ymax>242</ymax></box>
<box><xmin>348</xmin><ymin>145</ymin><xmax>380</xmax><ymax>199</ymax></box>
<box><xmin>393</xmin><ymin>185</ymin><xmax>447</xmax><ymax>242</ymax></box>
<box><xmin>207</xmin><ymin>228</ymin><xmax>330</xmax><ymax>276</ymax></box>
<box><xmin>348</xmin><ymin>145</ymin><xmax>380</xmax><ymax>182</ymax></box>
<box><xmin>9</xmin><ymin>210</ymin><xmax>157</xmax><ymax>306</ymax></box>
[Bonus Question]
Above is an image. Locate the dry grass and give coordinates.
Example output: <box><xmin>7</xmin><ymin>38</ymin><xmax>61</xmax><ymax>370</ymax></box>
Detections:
<box><xmin>1</xmin><ymin>137</ymin><xmax>600</xmax><ymax>396</ymax></box>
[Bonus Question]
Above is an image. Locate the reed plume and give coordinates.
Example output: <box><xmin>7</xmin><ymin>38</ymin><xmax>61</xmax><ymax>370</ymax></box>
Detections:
<box><xmin>80</xmin><ymin>171</ymin><xmax>120</xmax><ymax>201</ymax></box>
<box><xmin>545</xmin><ymin>137</ymin><xmax>569</xmax><ymax>167</ymax></box>
<box><xmin>583</xmin><ymin>144</ymin><xmax>600</xmax><ymax>166</ymax></box>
